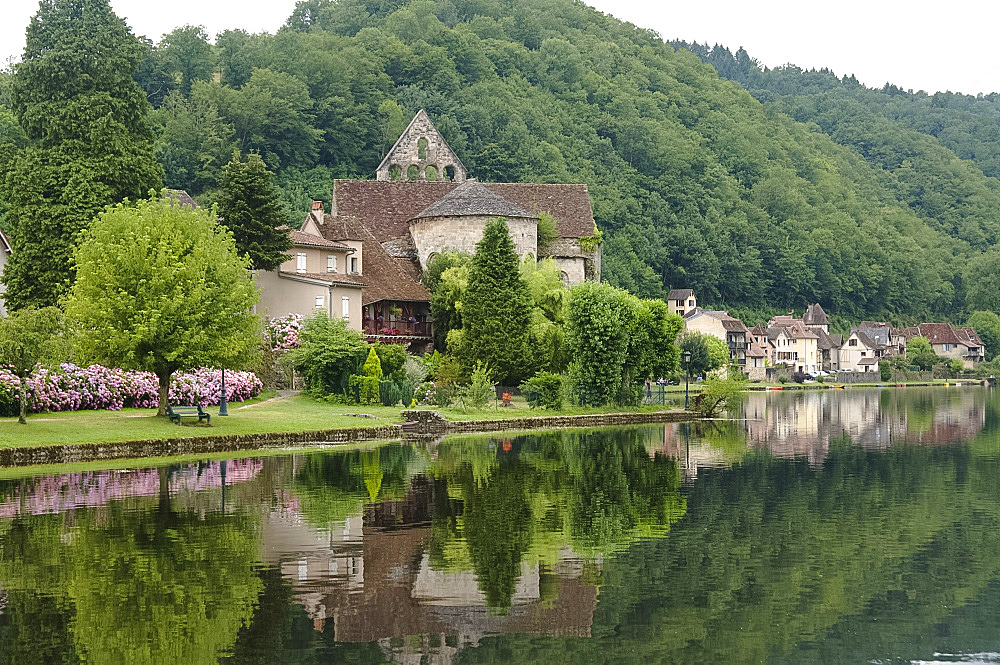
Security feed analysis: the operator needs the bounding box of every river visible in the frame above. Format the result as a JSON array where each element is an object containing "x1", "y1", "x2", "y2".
[{"x1": 0, "y1": 386, "x2": 998, "y2": 664}]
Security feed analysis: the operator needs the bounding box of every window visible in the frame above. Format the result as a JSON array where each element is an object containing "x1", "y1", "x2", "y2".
[
  {"x1": 444, "y1": 165, "x2": 456, "y2": 181},
  {"x1": 350, "y1": 257, "x2": 358, "y2": 274},
  {"x1": 860, "y1": 351, "x2": 865, "y2": 357},
  {"x1": 944, "y1": 344, "x2": 952, "y2": 352},
  {"x1": 407, "y1": 165, "x2": 419, "y2": 181},
  {"x1": 296, "y1": 253, "x2": 307, "y2": 274},
  {"x1": 314, "y1": 295, "x2": 324, "y2": 309},
  {"x1": 688, "y1": 299, "x2": 694, "y2": 307},
  {"x1": 425, "y1": 165, "x2": 437, "y2": 181},
  {"x1": 342, "y1": 296, "x2": 350, "y2": 320},
  {"x1": 417, "y1": 137, "x2": 428, "y2": 160},
  {"x1": 388, "y1": 164, "x2": 402, "y2": 181},
  {"x1": 849, "y1": 338, "x2": 857, "y2": 346},
  {"x1": 327, "y1": 255, "x2": 337, "y2": 273}
]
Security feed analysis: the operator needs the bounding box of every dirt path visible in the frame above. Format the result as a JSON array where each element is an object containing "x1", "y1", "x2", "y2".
[{"x1": 237, "y1": 390, "x2": 299, "y2": 410}]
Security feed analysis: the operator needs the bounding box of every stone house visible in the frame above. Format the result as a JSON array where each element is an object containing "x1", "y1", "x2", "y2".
[
  {"x1": 667, "y1": 289, "x2": 696, "y2": 317},
  {"x1": 748, "y1": 324, "x2": 773, "y2": 364},
  {"x1": 907, "y1": 323, "x2": 985, "y2": 369},
  {"x1": 259, "y1": 109, "x2": 601, "y2": 350},
  {"x1": 768, "y1": 321, "x2": 819, "y2": 374},
  {"x1": 840, "y1": 330, "x2": 885, "y2": 372},
  {"x1": 682, "y1": 308, "x2": 749, "y2": 366}
]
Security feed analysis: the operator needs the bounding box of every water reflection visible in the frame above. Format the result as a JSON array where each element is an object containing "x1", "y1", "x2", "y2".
[{"x1": 0, "y1": 387, "x2": 997, "y2": 664}]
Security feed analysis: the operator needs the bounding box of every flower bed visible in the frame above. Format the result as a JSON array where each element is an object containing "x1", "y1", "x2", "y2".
[{"x1": 0, "y1": 364, "x2": 263, "y2": 417}]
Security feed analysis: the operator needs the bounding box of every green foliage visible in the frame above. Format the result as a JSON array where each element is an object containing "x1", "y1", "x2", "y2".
[
  {"x1": 159, "y1": 25, "x2": 215, "y2": 97},
  {"x1": 965, "y1": 248, "x2": 1000, "y2": 314},
  {"x1": 2, "y1": 0, "x2": 162, "y2": 309},
  {"x1": 291, "y1": 313, "x2": 368, "y2": 395},
  {"x1": 0, "y1": 307, "x2": 65, "y2": 424},
  {"x1": 520, "y1": 371, "x2": 563, "y2": 409},
  {"x1": 458, "y1": 218, "x2": 533, "y2": 384},
  {"x1": 692, "y1": 374, "x2": 748, "y2": 417},
  {"x1": 64, "y1": 195, "x2": 260, "y2": 415},
  {"x1": 378, "y1": 379, "x2": 402, "y2": 406},
  {"x1": 967, "y1": 311, "x2": 1000, "y2": 361},
  {"x1": 372, "y1": 343, "x2": 407, "y2": 382},
  {"x1": 354, "y1": 346, "x2": 383, "y2": 404},
  {"x1": 536, "y1": 211, "x2": 559, "y2": 249},
  {"x1": 217, "y1": 152, "x2": 293, "y2": 270},
  {"x1": 880, "y1": 360, "x2": 892, "y2": 382},
  {"x1": 519, "y1": 256, "x2": 569, "y2": 372},
  {"x1": 455, "y1": 362, "x2": 494, "y2": 410},
  {"x1": 907, "y1": 335, "x2": 940, "y2": 371},
  {"x1": 679, "y1": 332, "x2": 730, "y2": 377},
  {"x1": 424, "y1": 251, "x2": 472, "y2": 351}
]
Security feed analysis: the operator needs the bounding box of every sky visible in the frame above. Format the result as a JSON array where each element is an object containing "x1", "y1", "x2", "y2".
[{"x1": 2, "y1": 0, "x2": 999, "y2": 95}]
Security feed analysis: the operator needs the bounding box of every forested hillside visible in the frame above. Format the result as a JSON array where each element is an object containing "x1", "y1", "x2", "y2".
[{"x1": 3, "y1": 0, "x2": 1000, "y2": 320}]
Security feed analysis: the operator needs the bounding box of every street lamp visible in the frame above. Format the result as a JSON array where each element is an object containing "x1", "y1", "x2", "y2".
[
  {"x1": 683, "y1": 349, "x2": 692, "y2": 410},
  {"x1": 219, "y1": 367, "x2": 229, "y2": 416}
]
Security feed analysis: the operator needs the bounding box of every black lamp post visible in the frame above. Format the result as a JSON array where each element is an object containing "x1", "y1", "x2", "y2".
[
  {"x1": 683, "y1": 349, "x2": 692, "y2": 410},
  {"x1": 219, "y1": 368, "x2": 229, "y2": 416}
]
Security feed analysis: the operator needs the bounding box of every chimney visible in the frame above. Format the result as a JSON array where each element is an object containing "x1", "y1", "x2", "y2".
[{"x1": 311, "y1": 200, "x2": 324, "y2": 225}]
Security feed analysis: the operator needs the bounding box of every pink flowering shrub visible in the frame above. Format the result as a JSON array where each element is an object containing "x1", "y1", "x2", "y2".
[
  {"x1": 266, "y1": 314, "x2": 303, "y2": 350},
  {"x1": 0, "y1": 364, "x2": 263, "y2": 416}
]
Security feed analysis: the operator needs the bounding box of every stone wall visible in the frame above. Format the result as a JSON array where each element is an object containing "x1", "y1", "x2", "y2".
[
  {"x1": 400, "y1": 409, "x2": 696, "y2": 436},
  {"x1": 409, "y1": 214, "x2": 537, "y2": 271},
  {"x1": 376, "y1": 110, "x2": 466, "y2": 183}
]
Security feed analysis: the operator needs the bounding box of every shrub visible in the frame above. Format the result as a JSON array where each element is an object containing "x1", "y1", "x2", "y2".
[
  {"x1": 792, "y1": 372, "x2": 807, "y2": 383},
  {"x1": 379, "y1": 379, "x2": 403, "y2": 406},
  {"x1": 817, "y1": 376, "x2": 824, "y2": 384},
  {"x1": 266, "y1": 314, "x2": 303, "y2": 350},
  {"x1": 403, "y1": 355, "x2": 429, "y2": 385},
  {"x1": 778, "y1": 375, "x2": 788, "y2": 384},
  {"x1": 454, "y1": 363, "x2": 494, "y2": 410},
  {"x1": 692, "y1": 374, "x2": 748, "y2": 417},
  {"x1": 398, "y1": 381, "x2": 416, "y2": 407},
  {"x1": 879, "y1": 360, "x2": 892, "y2": 382},
  {"x1": 291, "y1": 314, "x2": 367, "y2": 395},
  {"x1": 372, "y1": 343, "x2": 407, "y2": 382},
  {"x1": 520, "y1": 372, "x2": 563, "y2": 409},
  {"x1": 348, "y1": 375, "x2": 379, "y2": 405}
]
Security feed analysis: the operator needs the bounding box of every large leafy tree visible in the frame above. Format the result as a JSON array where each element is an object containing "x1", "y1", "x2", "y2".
[
  {"x1": 217, "y1": 152, "x2": 293, "y2": 270},
  {"x1": 159, "y1": 25, "x2": 216, "y2": 97},
  {"x1": 457, "y1": 218, "x2": 533, "y2": 385},
  {"x1": 967, "y1": 311, "x2": 1000, "y2": 361},
  {"x1": 1, "y1": 0, "x2": 162, "y2": 310},
  {"x1": 64, "y1": 195, "x2": 261, "y2": 416}
]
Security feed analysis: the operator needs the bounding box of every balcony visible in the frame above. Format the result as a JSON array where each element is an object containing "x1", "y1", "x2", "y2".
[{"x1": 363, "y1": 319, "x2": 431, "y2": 339}]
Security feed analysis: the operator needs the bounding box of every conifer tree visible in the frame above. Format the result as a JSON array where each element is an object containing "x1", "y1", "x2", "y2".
[
  {"x1": 1, "y1": 0, "x2": 162, "y2": 310},
  {"x1": 217, "y1": 152, "x2": 293, "y2": 271},
  {"x1": 459, "y1": 218, "x2": 533, "y2": 384}
]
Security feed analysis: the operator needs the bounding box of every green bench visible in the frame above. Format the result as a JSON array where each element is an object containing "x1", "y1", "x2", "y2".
[{"x1": 167, "y1": 404, "x2": 211, "y2": 425}]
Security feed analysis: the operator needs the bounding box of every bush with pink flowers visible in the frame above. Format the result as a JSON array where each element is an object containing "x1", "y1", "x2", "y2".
[
  {"x1": 266, "y1": 314, "x2": 303, "y2": 350},
  {"x1": 0, "y1": 364, "x2": 263, "y2": 417}
]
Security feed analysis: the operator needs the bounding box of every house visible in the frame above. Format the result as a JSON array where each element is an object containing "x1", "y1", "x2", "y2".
[
  {"x1": 748, "y1": 324, "x2": 773, "y2": 364},
  {"x1": 802, "y1": 303, "x2": 829, "y2": 334},
  {"x1": 683, "y1": 308, "x2": 749, "y2": 365},
  {"x1": 667, "y1": 289, "x2": 697, "y2": 317},
  {"x1": 840, "y1": 329, "x2": 887, "y2": 372},
  {"x1": 814, "y1": 329, "x2": 844, "y2": 371},
  {"x1": 267, "y1": 110, "x2": 601, "y2": 351},
  {"x1": 857, "y1": 357, "x2": 880, "y2": 373},
  {"x1": 909, "y1": 323, "x2": 985, "y2": 369},
  {"x1": 745, "y1": 339, "x2": 768, "y2": 381},
  {"x1": 255, "y1": 211, "x2": 365, "y2": 329},
  {"x1": 767, "y1": 320, "x2": 819, "y2": 374},
  {"x1": 0, "y1": 228, "x2": 11, "y2": 316}
]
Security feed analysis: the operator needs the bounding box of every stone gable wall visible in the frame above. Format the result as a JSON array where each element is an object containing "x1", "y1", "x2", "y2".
[
  {"x1": 410, "y1": 214, "x2": 537, "y2": 271},
  {"x1": 377, "y1": 112, "x2": 466, "y2": 183}
]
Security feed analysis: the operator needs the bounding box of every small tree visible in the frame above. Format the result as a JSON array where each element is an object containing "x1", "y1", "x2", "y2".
[
  {"x1": 693, "y1": 374, "x2": 748, "y2": 417},
  {"x1": 679, "y1": 333, "x2": 729, "y2": 377},
  {"x1": 359, "y1": 347, "x2": 383, "y2": 404},
  {"x1": 64, "y1": 195, "x2": 261, "y2": 416},
  {"x1": 291, "y1": 313, "x2": 368, "y2": 395},
  {"x1": 0, "y1": 307, "x2": 65, "y2": 424},
  {"x1": 906, "y1": 336, "x2": 939, "y2": 371},
  {"x1": 217, "y1": 152, "x2": 293, "y2": 271}
]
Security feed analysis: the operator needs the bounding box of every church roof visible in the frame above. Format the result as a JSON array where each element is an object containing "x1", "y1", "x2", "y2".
[
  {"x1": 411, "y1": 179, "x2": 536, "y2": 221},
  {"x1": 376, "y1": 109, "x2": 467, "y2": 180},
  {"x1": 332, "y1": 180, "x2": 596, "y2": 239}
]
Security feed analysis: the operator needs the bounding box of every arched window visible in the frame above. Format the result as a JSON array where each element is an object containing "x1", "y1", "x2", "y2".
[
  {"x1": 407, "y1": 164, "x2": 419, "y2": 181},
  {"x1": 424, "y1": 165, "x2": 438, "y2": 181},
  {"x1": 560, "y1": 271, "x2": 570, "y2": 285},
  {"x1": 426, "y1": 252, "x2": 439, "y2": 267},
  {"x1": 388, "y1": 164, "x2": 402, "y2": 181},
  {"x1": 417, "y1": 137, "x2": 428, "y2": 160},
  {"x1": 444, "y1": 165, "x2": 456, "y2": 181}
]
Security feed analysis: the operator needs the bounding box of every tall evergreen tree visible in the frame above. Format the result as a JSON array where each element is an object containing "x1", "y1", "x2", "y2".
[
  {"x1": 459, "y1": 218, "x2": 533, "y2": 385},
  {"x1": 1, "y1": 0, "x2": 162, "y2": 310},
  {"x1": 216, "y1": 152, "x2": 293, "y2": 271}
]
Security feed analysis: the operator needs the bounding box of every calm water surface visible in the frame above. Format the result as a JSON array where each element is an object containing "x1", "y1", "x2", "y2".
[{"x1": 1, "y1": 387, "x2": 999, "y2": 664}]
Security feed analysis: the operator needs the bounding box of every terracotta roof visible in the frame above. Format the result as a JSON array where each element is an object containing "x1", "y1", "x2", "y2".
[
  {"x1": 768, "y1": 314, "x2": 798, "y2": 327},
  {"x1": 749, "y1": 324, "x2": 767, "y2": 336},
  {"x1": 721, "y1": 319, "x2": 749, "y2": 333},
  {"x1": 277, "y1": 271, "x2": 365, "y2": 288},
  {"x1": 803, "y1": 303, "x2": 828, "y2": 325},
  {"x1": 667, "y1": 289, "x2": 694, "y2": 300},
  {"x1": 786, "y1": 321, "x2": 818, "y2": 339},
  {"x1": 917, "y1": 323, "x2": 963, "y2": 345},
  {"x1": 331, "y1": 180, "x2": 596, "y2": 240},
  {"x1": 412, "y1": 179, "x2": 536, "y2": 220},
  {"x1": 321, "y1": 214, "x2": 366, "y2": 241},
  {"x1": 289, "y1": 229, "x2": 350, "y2": 251},
  {"x1": 746, "y1": 340, "x2": 767, "y2": 357},
  {"x1": 962, "y1": 327, "x2": 984, "y2": 347}
]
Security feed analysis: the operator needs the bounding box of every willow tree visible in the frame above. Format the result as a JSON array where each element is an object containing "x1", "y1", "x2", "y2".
[
  {"x1": 2, "y1": 0, "x2": 162, "y2": 309},
  {"x1": 64, "y1": 195, "x2": 260, "y2": 416}
]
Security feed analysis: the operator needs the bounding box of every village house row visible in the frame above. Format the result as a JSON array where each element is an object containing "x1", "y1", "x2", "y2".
[{"x1": 673, "y1": 290, "x2": 985, "y2": 379}]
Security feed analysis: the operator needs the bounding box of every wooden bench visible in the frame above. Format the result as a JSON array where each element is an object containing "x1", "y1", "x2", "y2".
[{"x1": 167, "y1": 405, "x2": 211, "y2": 425}]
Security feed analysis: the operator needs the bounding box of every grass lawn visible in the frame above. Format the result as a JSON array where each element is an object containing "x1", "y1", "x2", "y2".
[{"x1": 0, "y1": 393, "x2": 405, "y2": 448}]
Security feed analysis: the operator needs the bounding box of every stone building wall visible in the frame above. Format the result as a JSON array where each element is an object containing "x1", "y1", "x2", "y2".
[
  {"x1": 409, "y1": 214, "x2": 538, "y2": 271},
  {"x1": 376, "y1": 110, "x2": 466, "y2": 183},
  {"x1": 541, "y1": 237, "x2": 601, "y2": 283}
]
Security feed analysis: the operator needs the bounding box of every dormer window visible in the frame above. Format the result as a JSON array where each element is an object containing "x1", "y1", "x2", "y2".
[
  {"x1": 328, "y1": 255, "x2": 337, "y2": 273},
  {"x1": 350, "y1": 257, "x2": 358, "y2": 274},
  {"x1": 296, "y1": 253, "x2": 307, "y2": 274}
]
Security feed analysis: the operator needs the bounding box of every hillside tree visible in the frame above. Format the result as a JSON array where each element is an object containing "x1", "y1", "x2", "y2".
[
  {"x1": 217, "y1": 152, "x2": 293, "y2": 271},
  {"x1": 2, "y1": 0, "x2": 162, "y2": 310}
]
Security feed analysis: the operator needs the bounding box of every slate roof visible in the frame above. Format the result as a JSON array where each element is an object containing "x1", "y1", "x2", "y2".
[
  {"x1": 853, "y1": 330, "x2": 881, "y2": 349},
  {"x1": 288, "y1": 229, "x2": 351, "y2": 251},
  {"x1": 667, "y1": 289, "x2": 694, "y2": 301},
  {"x1": 331, "y1": 180, "x2": 597, "y2": 239},
  {"x1": 858, "y1": 357, "x2": 879, "y2": 365},
  {"x1": 412, "y1": 179, "x2": 536, "y2": 221},
  {"x1": 721, "y1": 319, "x2": 749, "y2": 333},
  {"x1": 803, "y1": 303, "x2": 829, "y2": 326},
  {"x1": 749, "y1": 324, "x2": 767, "y2": 336},
  {"x1": 815, "y1": 329, "x2": 843, "y2": 350},
  {"x1": 857, "y1": 326, "x2": 892, "y2": 348}
]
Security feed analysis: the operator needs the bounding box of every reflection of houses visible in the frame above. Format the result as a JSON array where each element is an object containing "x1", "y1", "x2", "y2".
[{"x1": 263, "y1": 474, "x2": 597, "y2": 665}]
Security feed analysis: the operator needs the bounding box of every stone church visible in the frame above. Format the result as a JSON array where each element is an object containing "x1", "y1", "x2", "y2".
[{"x1": 256, "y1": 110, "x2": 602, "y2": 349}]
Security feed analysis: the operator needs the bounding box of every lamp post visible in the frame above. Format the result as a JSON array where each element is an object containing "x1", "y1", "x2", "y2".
[
  {"x1": 683, "y1": 349, "x2": 692, "y2": 410},
  {"x1": 219, "y1": 367, "x2": 229, "y2": 416}
]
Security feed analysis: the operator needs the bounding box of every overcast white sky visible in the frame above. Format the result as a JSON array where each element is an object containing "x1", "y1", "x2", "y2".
[{"x1": 3, "y1": 0, "x2": 999, "y2": 95}]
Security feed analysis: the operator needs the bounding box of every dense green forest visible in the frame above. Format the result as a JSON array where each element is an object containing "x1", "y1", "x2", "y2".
[{"x1": 3, "y1": 0, "x2": 1000, "y2": 320}]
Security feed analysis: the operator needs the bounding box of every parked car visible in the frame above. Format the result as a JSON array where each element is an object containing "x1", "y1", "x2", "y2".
[
  {"x1": 814, "y1": 370, "x2": 831, "y2": 377},
  {"x1": 840, "y1": 368, "x2": 854, "y2": 373}
]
